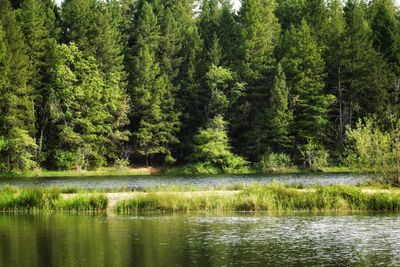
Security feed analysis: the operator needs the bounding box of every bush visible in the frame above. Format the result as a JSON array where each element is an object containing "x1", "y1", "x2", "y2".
[
  {"x1": 300, "y1": 140, "x2": 329, "y2": 171},
  {"x1": 114, "y1": 157, "x2": 130, "y2": 169},
  {"x1": 54, "y1": 150, "x2": 79, "y2": 170},
  {"x1": 185, "y1": 115, "x2": 249, "y2": 174},
  {"x1": 346, "y1": 118, "x2": 399, "y2": 185},
  {"x1": 257, "y1": 153, "x2": 294, "y2": 172}
]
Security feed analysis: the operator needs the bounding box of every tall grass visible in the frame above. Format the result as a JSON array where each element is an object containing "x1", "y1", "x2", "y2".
[
  {"x1": 116, "y1": 184, "x2": 400, "y2": 213},
  {"x1": 0, "y1": 186, "x2": 107, "y2": 212}
]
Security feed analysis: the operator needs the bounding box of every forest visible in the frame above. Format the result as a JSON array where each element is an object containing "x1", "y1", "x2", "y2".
[{"x1": 0, "y1": 0, "x2": 400, "y2": 175}]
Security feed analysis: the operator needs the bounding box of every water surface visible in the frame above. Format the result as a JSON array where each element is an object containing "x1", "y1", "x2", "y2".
[
  {"x1": 0, "y1": 212, "x2": 398, "y2": 267},
  {"x1": 0, "y1": 173, "x2": 367, "y2": 189}
]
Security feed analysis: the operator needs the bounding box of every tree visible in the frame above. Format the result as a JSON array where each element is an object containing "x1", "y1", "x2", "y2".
[
  {"x1": 49, "y1": 43, "x2": 129, "y2": 170},
  {"x1": 198, "y1": 0, "x2": 220, "y2": 58},
  {"x1": 368, "y1": 0, "x2": 400, "y2": 73},
  {"x1": 280, "y1": 21, "x2": 334, "y2": 152},
  {"x1": 0, "y1": 0, "x2": 37, "y2": 171},
  {"x1": 276, "y1": 0, "x2": 307, "y2": 31},
  {"x1": 324, "y1": 0, "x2": 347, "y2": 147},
  {"x1": 128, "y1": 2, "x2": 180, "y2": 165},
  {"x1": 346, "y1": 117, "x2": 400, "y2": 185},
  {"x1": 232, "y1": 0, "x2": 281, "y2": 158},
  {"x1": 340, "y1": 0, "x2": 393, "y2": 125},
  {"x1": 237, "y1": 0, "x2": 280, "y2": 81},
  {"x1": 185, "y1": 115, "x2": 248, "y2": 174},
  {"x1": 16, "y1": 0, "x2": 59, "y2": 163},
  {"x1": 204, "y1": 64, "x2": 244, "y2": 121},
  {"x1": 61, "y1": 0, "x2": 129, "y2": 162},
  {"x1": 217, "y1": 1, "x2": 240, "y2": 68},
  {"x1": 263, "y1": 63, "x2": 292, "y2": 153}
]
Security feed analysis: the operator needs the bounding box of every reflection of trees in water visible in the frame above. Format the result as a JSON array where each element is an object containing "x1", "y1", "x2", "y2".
[{"x1": 0, "y1": 214, "x2": 399, "y2": 267}]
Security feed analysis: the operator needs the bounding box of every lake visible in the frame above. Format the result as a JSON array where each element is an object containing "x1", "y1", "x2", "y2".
[
  {"x1": 0, "y1": 173, "x2": 368, "y2": 189},
  {"x1": 0, "y1": 212, "x2": 399, "y2": 267}
]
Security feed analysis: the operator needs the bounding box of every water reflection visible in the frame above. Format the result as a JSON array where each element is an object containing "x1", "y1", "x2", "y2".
[{"x1": 0, "y1": 212, "x2": 398, "y2": 267}]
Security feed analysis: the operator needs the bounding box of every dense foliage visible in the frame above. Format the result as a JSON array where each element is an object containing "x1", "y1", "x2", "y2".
[{"x1": 1, "y1": 0, "x2": 400, "y2": 173}]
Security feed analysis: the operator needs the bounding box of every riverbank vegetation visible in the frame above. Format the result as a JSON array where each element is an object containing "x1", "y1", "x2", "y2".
[
  {"x1": 116, "y1": 184, "x2": 400, "y2": 213},
  {"x1": 2, "y1": 184, "x2": 400, "y2": 212},
  {"x1": 0, "y1": 187, "x2": 107, "y2": 212},
  {"x1": 1, "y1": 0, "x2": 400, "y2": 180}
]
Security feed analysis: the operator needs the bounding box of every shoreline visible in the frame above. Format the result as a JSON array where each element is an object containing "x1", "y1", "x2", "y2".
[
  {"x1": 0, "y1": 184, "x2": 399, "y2": 213},
  {"x1": 0, "y1": 166, "x2": 365, "y2": 179}
]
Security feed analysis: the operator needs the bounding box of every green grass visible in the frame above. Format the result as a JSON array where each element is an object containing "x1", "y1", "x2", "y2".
[
  {"x1": 116, "y1": 184, "x2": 400, "y2": 213},
  {"x1": 2, "y1": 184, "x2": 400, "y2": 213},
  {"x1": 0, "y1": 167, "x2": 157, "y2": 178},
  {"x1": 0, "y1": 186, "x2": 107, "y2": 212},
  {"x1": 0, "y1": 164, "x2": 373, "y2": 179}
]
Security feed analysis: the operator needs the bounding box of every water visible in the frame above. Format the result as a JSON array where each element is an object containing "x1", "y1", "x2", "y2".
[
  {"x1": 0, "y1": 212, "x2": 399, "y2": 267},
  {"x1": 0, "y1": 173, "x2": 367, "y2": 189}
]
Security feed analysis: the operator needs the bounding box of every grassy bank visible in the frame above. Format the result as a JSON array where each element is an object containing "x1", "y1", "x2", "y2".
[
  {"x1": 116, "y1": 184, "x2": 400, "y2": 213},
  {"x1": 0, "y1": 167, "x2": 161, "y2": 178},
  {"x1": 1, "y1": 184, "x2": 399, "y2": 213},
  {"x1": 0, "y1": 165, "x2": 367, "y2": 179},
  {"x1": 0, "y1": 187, "x2": 107, "y2": 212}
]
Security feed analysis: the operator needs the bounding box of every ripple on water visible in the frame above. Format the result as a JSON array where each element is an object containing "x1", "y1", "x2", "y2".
[{"x1": 0, "y1": 173, "x2": 368, "y2": 189}]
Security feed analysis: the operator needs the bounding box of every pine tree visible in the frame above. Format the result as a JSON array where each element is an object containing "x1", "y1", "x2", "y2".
[
  {"x1": 340, "y1": 0, "x2": 393, "y2": 124},
  {"x1": 324, "y1": 0, "x2": 347, "y2": 147},
  {"x1": 16, "y1": 0, "x2": 59, "y2": 163},
  {"x1": 0, "y1": 0, "x2": 37, "y2": 171},
  {"x1": 50, "y1": 43, "x2": 129, "y2": 170},
  {"x1": 232, "y1": 0, "x2": 280, "y2": 159},
  {"x1": 217, "y1": 1, "x2": 240, "y2": 68},
  {"x1": 237, "y1": 0, "x2": 280, "y2": 81},
  {"x1": 276, "y1": 0, "x2": 307, "y2": 31},
  {"x1": 61, "y1": 0, "x2": 129, "y2": 162},
  {"x1": 185, "y1": 115, "x2": 248, "y2": 174},
  {"x1": 303, "y1": 0, "x2": 329, "y2": 43},
  {"x1": 280, "y1": 21, "x2": 334, "y2": 149},
  {"x1": 128, "y1": 2, "x2": 180, "y2": 165},
  {"x1": 368, "y1": 0, "x2": 400, "y2": 72},
  {"x1": 204, "y1": 64, "x2": 244, "y2": 120},
  {"x1": 263, "y1": 63, "x2": 292, "y2": 153},
  {"x1": 198, "y1": 0, "x2": 220, "y2": 56},
  {"x1": 368, "y1": 0, "x2": 400, "y2": 116}
]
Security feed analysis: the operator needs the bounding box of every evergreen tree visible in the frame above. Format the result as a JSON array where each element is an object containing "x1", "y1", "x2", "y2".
[
  {"x1": 0, "y1": 0, "x2": 37, "y2": 171},
  {"x1": 368, "y1": 0, "x2": 400, "y2": 115},
  {"x1": 217, "y1": 1, "x2": 240, "y2": 68},
  {"x1": 232, "y1": 0, "x2": 281, "y2": 159},
  {"x1": 198, "y1": 0, "x2": 220, "y2": 56},
  {"x1": 49, "y1": 43, "x2": 129, "y2": 170},
  {"x1": 276, "y1": 0, "x2": 307, "y2": 31},
  {"x1": 16, "y1": 0, "x2": 59, "y2": 163},
  {"x1": 185, "y1": 115, "x2": 248, "y2": 174},
  {"x1": 303, "y1": 0, "x2": 329, "y2": 43},
  {"x1": 368, "y1": 0, "x2": 400, "y2": 73},
  {"x1": 324, "y1": 0, "x2": 347, "y2": 147},
  {"x1": 263, "y1": 63, "x2": 292, "y2": 153},
  {"x1": 128, "y1": 2, "x2": 180, "y2": 165},
  {"x1": 280, "y1": 21, "x2": 334, "y2": 150},
  {"x1": 237, "y1": 0, "x2": 280, "y2": 81},
  {"x1": 340, "y1": 0, "x2": 393, "y2": 125},
  {"x1": 61, "y1": 0, "x2": 129, "y2": 162},
  {"x1": 204, "y1": 64, "x2": 244, "y2": 120}
]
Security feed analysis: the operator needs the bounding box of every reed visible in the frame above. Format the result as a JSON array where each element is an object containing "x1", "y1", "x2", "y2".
[
  {"x1": 116, "y1": 184, "x2": 400, "y2": 213},
  {"x1": 0, "y1": 186, "x2": 107, "y2": 212}
]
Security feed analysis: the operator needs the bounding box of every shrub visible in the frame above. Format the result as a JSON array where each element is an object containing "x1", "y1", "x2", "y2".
[
  {"x1": 185, "y1": 115, "x2": 249, "y2": 174},
  {"x1": 257, "y1": 153, "x2": 294, "y2": 172},
  {"x1": 346, "y1": 118, "x2": 400, "y2": 185},
  {"x1": 114, "y1": 157, "x2": 130, "y2": 169},
  {"x1": 300, "y1": 140, "x2": 329, "y2": 171},
  {"x1": 54, "y1": 150, "x2": 80, "y2": 170}
]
